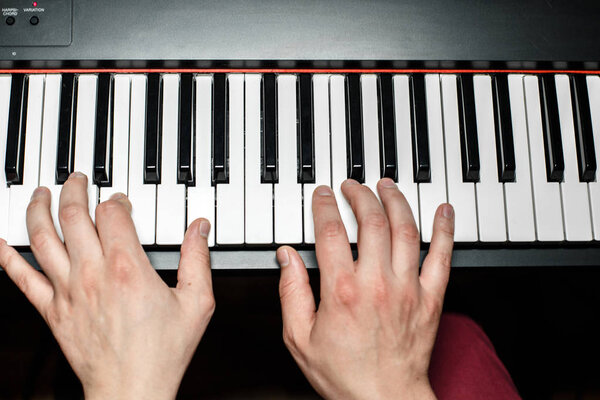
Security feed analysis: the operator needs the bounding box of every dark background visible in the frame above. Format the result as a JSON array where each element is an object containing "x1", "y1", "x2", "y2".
[{"x1": 1, "y1": 267, "x2": 600, "y2": 400}]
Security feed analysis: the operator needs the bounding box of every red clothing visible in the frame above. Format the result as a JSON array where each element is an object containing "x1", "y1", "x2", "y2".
[{"x1": 429, "y1": 313, "x2": 521, "y2": 400}]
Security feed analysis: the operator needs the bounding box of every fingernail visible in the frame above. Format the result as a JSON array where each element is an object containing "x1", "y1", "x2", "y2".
[
  {"x1": 442, "y1": 204, "x2": 454, "y2": 219},
  {"x1": 344, "y1": 179, "x2": 359, "y2": 186},
  {"x1": 199, "y1": 220, "x2": 211, "y2": 238},
  {"x1": 316, "y1": 186, "x2": 333, "y2": 196},
  {"x1": 380, "y1": 178, "x2": 396, "y2": 188},
  {"x1": 109, "y1": 192, "x2": 126, "y2": 201},
  {"x1": 277, "y1": 248, "x2": 290, "y2": 267},
  {"x1": 70, "y1": 171, "x2": 85, "y2": 179},
  {"x1": 31, "y1": 187, "x2": 44, "y2": 199}
]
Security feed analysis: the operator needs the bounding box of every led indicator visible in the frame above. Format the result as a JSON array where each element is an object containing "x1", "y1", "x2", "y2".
[{"x1": 33, "y1": 1, "x2": 37, "y2": 6}]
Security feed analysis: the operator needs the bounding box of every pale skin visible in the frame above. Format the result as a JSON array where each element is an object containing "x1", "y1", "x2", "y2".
[
  {"x1": 0, "y1": 173, "x2": 454, "y2": 400},
  {"x1": 276, "y1": 178, "x2": 454, "y2": 400}
]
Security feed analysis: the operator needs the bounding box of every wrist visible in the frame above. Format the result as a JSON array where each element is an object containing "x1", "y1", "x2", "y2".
[
  {"x1": 377, "y1": 377, "x2": 436, "y2": 400},
  {"x1": 84, "y1": 380, "x2": 178, "y2": 400}
]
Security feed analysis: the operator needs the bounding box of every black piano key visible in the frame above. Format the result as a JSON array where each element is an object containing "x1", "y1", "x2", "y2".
[
  {"x1": 345, "y1": 74, "x2": 365, "y2": 182},
  {"x1": 491, "y1": 74, "x2": 516, "y2": 182},
  {"x1": 410, "y1": 74, "x2": 431, "y2": 183},
  {"x1": 298, "y1": 73, "x2": 314, "y2": 183},
  {"x1": 212, "y1": 73, "x2": 228, "y2": 184},
  {"x1": 261, "y1": 73, "x2": 278, "y2": 183},
  {"x1": 539, "y1": 75, "x2": 565, "y2": 182},
  {"x1": 570, "y1": 74, "x2": 597, "y2": 182},
  {"x1": 56, "y1": 73, "x2": 77, "y2": 184},
  {"x1": 177, "y1": 73, "x2": 194, "y2": 184},
  {"x1": 378, "y1": 74, "x2": 398, "y2": 180},
  {"x1": 5, "y1": 74, "x2": 27, "y2": 185},
  {"x1": 93, "y1": 74, "x2": 113, "y2": 187},
  {"x1": 457, "y1": 74, "x2": 480, "y2": 182},
  {"x1": 144, "y1": 73, "x2": 161, "y2": 184}
]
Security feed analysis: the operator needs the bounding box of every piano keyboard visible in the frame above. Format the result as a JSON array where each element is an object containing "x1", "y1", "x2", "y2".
[{"x1": 1, "y1": 72, "x2": 600, "y2": 249}]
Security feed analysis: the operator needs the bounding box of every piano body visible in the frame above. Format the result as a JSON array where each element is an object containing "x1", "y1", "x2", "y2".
[{"x1": 1, "y1": 0, "x2": 600, "y2": 269}]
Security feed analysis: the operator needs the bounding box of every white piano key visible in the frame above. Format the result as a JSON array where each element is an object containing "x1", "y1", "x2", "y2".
[
  {"x1": 523, "y1": 75, "x2": 564, "y2": 241},
  {"x1": 418, "y1": 74, "x2": 447, "y2": 243},
  {"x1": 393, "y1": 75, "x2": 420, "y2": 231},
  {"x1": 216, "y1": 74, "x2": 245, "y2": 244},
  {"x1": 361, "y1": 74, "x2": 381, "y2": 197},
  {"x1": 330, "y1": 75, "x2": 358, "y2": 243},
  {"x1": 156, "y1": 74, "x2": 186, "y2": 245},
  {"x1": 8, "y1": 74, "x2": 45, "y2": 246},
  {"x1": 128, "y1": 75, "x2": 156, "y2": 245},
  {"x1": 73, "y1": 75, "x2": 99, "y2": 221},
  {"x1": 274, "y1": 74, "x2": 303, "y2": 244},
  {"x1": 244, "y1": 74, "x2": 273, "y2": 244},
  {"x1": 587, "y1": 75, "x2": 600, "y2": 241},
  {"x1": 504, "y1": 74, "x2": 536, "y2": 242},
  {"x1": 0, "y1": 75, "x2": 12, "y2": 240},
  {"x1": 100, "y1": 75, "x2": 131, "y2": 203},
  {"x1": 304, "y1": 74, "x2": 331, "y2": 244},
  {"x1": 440, "y1": 75, "x2": 478, "y2": 242},
  {"x1": 187, "y1": 75, "x2": 215, "y2": 247},
  {"x1": 38, "y1": 74, "x2": 63, "y2": 239},
  {"x1": 473, "y1": 75, "x2": 507, "y2": 242},
  {"x1": 555, "y1": 74, "x2": 593, "y2": 241}
]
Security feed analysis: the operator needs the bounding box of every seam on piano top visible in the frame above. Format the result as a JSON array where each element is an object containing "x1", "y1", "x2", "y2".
[{"x1": 1, "y1": 68, "x2": 600, "y2": 74}]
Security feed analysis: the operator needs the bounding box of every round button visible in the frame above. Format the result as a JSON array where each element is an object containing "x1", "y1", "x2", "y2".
[
  {"x1": 6, "y1": 16, "x2": 15, "y2": 25},
  {"x1": 29, "y1": 16, "x2": 39, "y2": 25}
]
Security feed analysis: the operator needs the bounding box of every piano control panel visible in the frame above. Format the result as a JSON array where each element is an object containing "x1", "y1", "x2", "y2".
[{"x1": 0, "y1": 0, "x2": 71, "y2": 47}]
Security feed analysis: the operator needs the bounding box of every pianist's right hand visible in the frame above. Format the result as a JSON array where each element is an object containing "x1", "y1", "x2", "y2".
[
  {"x1": 0, "y1": 172, "x2": 215, "y2": 400},
  {"x1": 276, "y1": 178, "x2": 455, "y2": 400}
]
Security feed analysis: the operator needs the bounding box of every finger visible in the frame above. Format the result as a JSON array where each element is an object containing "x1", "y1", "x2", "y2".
[
  {"x1": 312, "y1": 185, "x2": 353, "y2": 274},
  {"x1": 277, "y1": 246, "x2": 316, "y2": 347},
  {"x1": 95, "y1": 193, "x2": 144, "y2": 261},
  {"x1": 176, "y1": 218, "x2": 213, "y2": 300},
  {"x1": 26, "y1": 187, "x2": 70, "y2": 287},
  {"x1": 420, "y1": 204, "x2": 455, "y2": 299},
  {"x1": 59, "y1": 172, "x2": 102, "y2": 264},
  {"x1": 377, "y1": 178, "x2": 420, "y2": 278},
  {"x1": 0, "y1": 239, "x2": 53, "y2": 315},
  {"x1": 341, "y1": 179, "x2": 391, "y2": 268}
]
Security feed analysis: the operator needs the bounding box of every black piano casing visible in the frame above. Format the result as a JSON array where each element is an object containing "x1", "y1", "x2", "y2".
[{"x1": 1, "y1": 0, "x2": 600, "y2": 69}]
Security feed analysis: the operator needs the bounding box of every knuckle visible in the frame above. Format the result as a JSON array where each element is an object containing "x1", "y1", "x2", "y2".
[
  {"x1": 79, "y1": 268, "x2": 99, "y2": 297},
  {"x1": 279, "y1": 277, "x2": 299, "y2": 303},
  {"x1": 198, "y1": 292, "x2": 216, "y2": 316},
  {"x1": 29, "y1": 228, "x2": 53, "y2": 254},
  {"x1": 59, "y1": 203, "x2": 86, "y2": 226},
  {"x1": 370, "y1": 275, "x2": 391, "y2": 306},
  {"x1": 399, "y1": 290, "x2": 418, "y2": 315},
  {"x1": 431, "y1": 251, "x2": 452, "y2": 269},
  {"x1": 437, "y1": 218, "x2": 455, "y2": 238},
  {"x1": 15, "y1": 273, "x2": 30, "y2": 297},
  {"x1": 318, "y1": 219, "x2": 345, "y2": 240},
  {"x1": 282, "y1": 326, "x2": 299, "y2": 351},
  {"x1": 392, "y1": 222, "x2": 420, "y2": 245},
  {"x1": 359, "y1": 212, "x2": 389, "y2": 231},
  {"x1": 44, "y1": 306, "x2": 62, "y2": 329},
  {"x1": 1, "y1": 248, "x2": 18, "y2": 271},
  {"x1": 182, "y1": 238, "x2": 210, "y2": 262},
  {"x1": 424, "y1": 296, "x2": 443, "y2": 322},
  {"x1": 333, "y1": 273, "x2": 359, "y2": 308},
  {"x1": 107, "y1": 251, "x2": 137, "y2": 283}
]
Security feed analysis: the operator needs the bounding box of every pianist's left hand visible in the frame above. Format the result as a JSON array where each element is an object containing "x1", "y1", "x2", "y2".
[{"x1": 0, "y1": 172, "x2": 215, "y2": 400}]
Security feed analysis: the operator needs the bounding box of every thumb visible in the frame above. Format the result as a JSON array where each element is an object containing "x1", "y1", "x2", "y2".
[
  {"x1": 176, "y1": 218, "x2": 213, "y2": 302},
  {"x1": 278, "y1": 246, "x2": 316, "y2": 346}
]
